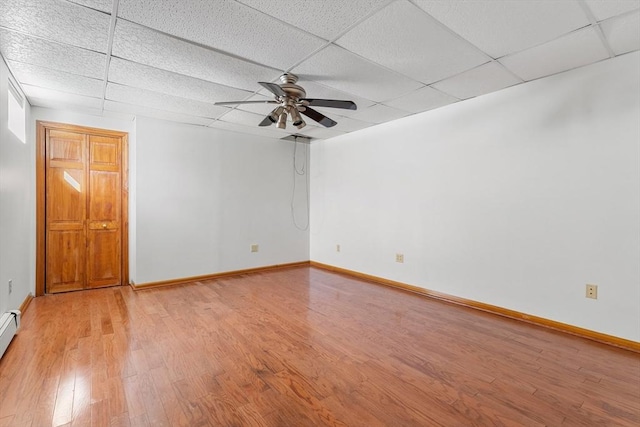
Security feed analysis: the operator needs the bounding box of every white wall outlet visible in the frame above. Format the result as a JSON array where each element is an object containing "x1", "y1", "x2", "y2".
[
  {"x1": 251, "y1": 244, "x2": 259, "y2": 253},
  {"x1": 8, "y1": 279, "x2": 12, "y2": 294},
  {"x1": 396, "y1": 253, "x2": 404, "y2": 263},
  {"x1": 336, "y1": 244, "x2": 341, "y2": 252},
  {"x1": 586, "y1": 284, "x2": 598, "y2": 299}
]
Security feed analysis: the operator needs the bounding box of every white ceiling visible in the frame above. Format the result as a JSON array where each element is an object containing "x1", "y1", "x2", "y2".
[{"x1": 1, "y1": 0, "x2": 639, "y2": 141}]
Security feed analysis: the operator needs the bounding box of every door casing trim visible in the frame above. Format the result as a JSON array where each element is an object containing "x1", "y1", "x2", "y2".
[{"x1": 36, "y1": 121, "x2": 129, "y2": 296}]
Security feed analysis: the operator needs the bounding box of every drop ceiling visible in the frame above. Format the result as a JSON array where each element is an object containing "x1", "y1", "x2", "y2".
[{"x1": 1, "y1": 0, "x2": 638, "y2": 140}]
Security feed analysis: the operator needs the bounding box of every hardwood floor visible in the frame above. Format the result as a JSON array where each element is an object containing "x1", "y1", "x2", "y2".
[{"x1": 1, "y1": 267, "x2": 638, "y2": 426}]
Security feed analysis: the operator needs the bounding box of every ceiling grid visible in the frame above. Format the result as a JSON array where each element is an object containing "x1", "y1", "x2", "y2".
[
  {"x1": 99, "y1": 0, "x2": 119, "y2": 112},
  {"x1": 0, "y1": 0, "x2": 637, "y2": 139}
]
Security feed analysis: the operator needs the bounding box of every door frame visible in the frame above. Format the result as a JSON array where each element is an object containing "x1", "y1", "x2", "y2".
[{"x1": 36, "y1": 121, "x2": 129, "y2": 296}]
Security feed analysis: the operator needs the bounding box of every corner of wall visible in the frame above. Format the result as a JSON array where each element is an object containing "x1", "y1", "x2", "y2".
[{"x1": 0, "y1": 54, "x2": 34, "y2": 313}]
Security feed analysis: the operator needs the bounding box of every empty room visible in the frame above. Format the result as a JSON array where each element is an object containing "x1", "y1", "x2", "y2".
[{"x1": 0, "y1": 0, "x2": 639, "y2": 425}]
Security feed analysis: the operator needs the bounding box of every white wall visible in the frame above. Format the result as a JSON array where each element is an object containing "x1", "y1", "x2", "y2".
[
  {"x1": 135, "y1": 117, "x2": 309, "y2": 284},
  {"x1": 311, "y1": 52, "x2": 640, "y2": 341},
  {"x1": 0, "y1": 57, "x2": 33, "y2": 314}
]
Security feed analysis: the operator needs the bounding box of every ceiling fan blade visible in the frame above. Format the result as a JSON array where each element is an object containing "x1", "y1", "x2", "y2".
[
  {"x1": 301, "y1": 99, "x2": 357, "y2": 110},
  {"x1": 214, "y1": 100, "x2": 278, "y2": 106},
  {"x1": 258, "y1": 115, "x2": 275, "y2": 127},
  {"x1": 258, "y1": 82, "x2": 286, "y2": 98},
  {"x1": 300, "y1": 107, "x2": 337, "y2": 128}
]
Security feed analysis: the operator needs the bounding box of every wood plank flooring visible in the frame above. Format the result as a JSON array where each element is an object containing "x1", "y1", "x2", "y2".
[{"x1": 0, "y1": 266, "x2": 638, "y2": 426}]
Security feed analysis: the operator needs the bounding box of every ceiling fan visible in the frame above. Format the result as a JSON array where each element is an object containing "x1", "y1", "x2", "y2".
[{"x1": 214, "y1": 73, "x2": 357, "y2": 130}]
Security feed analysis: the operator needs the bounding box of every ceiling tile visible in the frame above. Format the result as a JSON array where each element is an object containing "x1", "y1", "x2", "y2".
[
  {"x1": 22, "y1": 84, "x2": 102, "y2": 109},
  {"x1": 384, "y1": 85, "x2": 458, "y2": 113},
  {"x1": 28, "y1": 97, "x2": 104, "y2": 117},
  {"x1": 499, "y1": 27, "x2": 610, "y2": 81},
  {"x1": 236, "y1": 0, "x2": 393, "y2": 41},
  {"x1": 350, "y1": 103, "x2": 411, "y2": 124},
  {"x1": 431, "y1": 61, "x2": 521, "y2": 100},
  {"x1": 415, "y1": 0, "x2": 590, "y2": 58},
  {"x1": 303, "y1": 126, "x2": 347, "y2": 140},
  {"x1": 0, "y1": 0, "x2": 111, "y2": 52},
  {"x1": 337, "y1": 1, "x2": 489, "y2": 84},
  {"x1": 111, "y1": 19, "x2": 280, "y2": 91},
  {"x1": 208, "y1": 120, "x2": 284, "y2": 139},
  {"x1": 600, "y1": 10, "x2": 640, "y2": 55},
  {"x1": 117, "y1": 0, "x2": 325, "y2": 69},
  {"x1": 292, "y1": 44, "x2": 422, "y2": 102},
  {"x1": 105, "y1": 83, "x2": 230, "y2": 118},
  {"x1": 328, "y1": 115, "x2": 374, "y2": 133},
  {"x1": 216, "y1": 109, "x2": 269, "y2": 127},
  {"x1": 584, "y1": 0, "x2": 640, "y2": 21},
  {"x1": 104, "y1": 100, "x2": 214, "y2": 126},
  {"x1": 108, "y1": 58, "x2": 254, "y2": 104},
  {"x1": 234, "y1": 94, "x2": 280, "y2": 116},
  {"x1": 8, "y1": 61, "x2": 103, "y2": 98},
  {"x1": 67, "y1": 0, "x2": 113, "y2": 13},
  {"x1": 0, "y1": 29, "x2": 106, "y2": 79}
]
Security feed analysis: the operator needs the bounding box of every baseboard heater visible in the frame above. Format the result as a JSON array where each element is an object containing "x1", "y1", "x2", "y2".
[{"x1": 0, "y1": 311, "x2": 21, "y2": 360}]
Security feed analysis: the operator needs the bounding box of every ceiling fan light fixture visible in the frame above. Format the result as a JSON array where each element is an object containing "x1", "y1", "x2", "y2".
[
  {"x1": 277, "y1": 111, "x2": 287, "y2": 129},
  {"x1": 269, "y1": 106, "x2": 285, "y2": 123},
  {"x1": 289, "y1": 107, "x2": 305, "y2": 128}
]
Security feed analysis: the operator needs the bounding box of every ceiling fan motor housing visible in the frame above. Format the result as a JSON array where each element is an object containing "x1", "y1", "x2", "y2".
[
  {"x1": 276, "y1": 73, "x2": 307, "y2": 128},
  {"x1": 278, "y1": 73, "x2": 307, "y2": 102}
]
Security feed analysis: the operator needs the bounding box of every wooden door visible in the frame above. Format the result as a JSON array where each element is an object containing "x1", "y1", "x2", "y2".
[
  {"x1": 46, "y1": 130, "x2": 86, "y2": 293},
  {"x1": 87, "y1": 135, "x2": 121, "y2": 289},
  {"x1": 45, "y1": 129, "x2": 123, "y2": 293}
]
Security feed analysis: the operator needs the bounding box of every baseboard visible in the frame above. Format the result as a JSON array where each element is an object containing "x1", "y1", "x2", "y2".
[
  {"x1": 19, "y1": 293, "x2": 33, "y2": 315},
  {"x1": 310, "y1": 261, "x2": 640, "y2": 353},
  {"x1": 131, "y1": 261, "x2": 311, "y2": 290}
]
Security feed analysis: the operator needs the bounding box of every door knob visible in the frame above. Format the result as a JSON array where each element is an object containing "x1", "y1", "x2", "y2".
[{"x1": 102, "y1": 223, "x2": 107, "y2": 229}]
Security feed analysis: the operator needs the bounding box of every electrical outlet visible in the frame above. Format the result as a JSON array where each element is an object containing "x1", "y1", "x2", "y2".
[
  {"x1": 8, "y1": 279, "x2": 12, "y2": 294},
  {"x1": 251, "y1": 244, "x2": 259, "y2": 253},
  {"x1": 586, "y1": 284, "x2": 598, "y2": 299},
  {"x1": 336, "y1": 244, "x2": 341, "y2": 252},
  {"x1": 396, "y1": 253, "x2": 404, "y2": 263}
]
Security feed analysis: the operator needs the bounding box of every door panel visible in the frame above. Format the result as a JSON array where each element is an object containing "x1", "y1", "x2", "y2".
[
  {"x1": 87, "y1": 229, "x2": 120, "y2": 287},
  {"x1": 49, "y1": 131, "x2": 83, "y2": 163},
  {"x1": 46, "y1": 130, "x2": 86, "y2": 293},
  {"x1": 86, "y1": 135, "x2": 121, "y2": 289},
  {"x1": 89, "y1": 171, "x2": 120, "y2": 220},
  {"x1": 47, "y1": 230, "x2": 85, "y2": 292},
  {"x1": 47, "y1": 168, "x2": 84, "y2": 221},
  {"x1": 90, "y1": 139, "x2": 119, "y2": 167}
]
